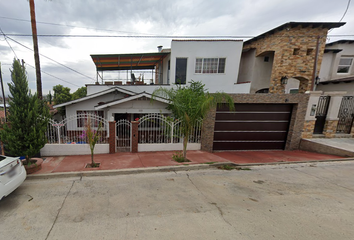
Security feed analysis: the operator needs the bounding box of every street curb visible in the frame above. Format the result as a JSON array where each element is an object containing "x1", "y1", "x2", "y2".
[
  {"x1": 26, "y1": 158, "x2": 354, "y2": 180},
  {"x1": 26, "y1": 162, "x2": 228, "y2": 180}
]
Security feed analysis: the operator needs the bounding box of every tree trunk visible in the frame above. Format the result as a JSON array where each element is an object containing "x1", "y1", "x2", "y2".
[
  {"x1": 90, "y1": 147, "x2": 96, "y2": 167},
  {"x1": 29, "y1": 0, "x2": 42, "y2": 99}
]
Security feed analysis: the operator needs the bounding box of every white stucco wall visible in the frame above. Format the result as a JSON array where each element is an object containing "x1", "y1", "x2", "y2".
[
  {"x1": 169, "y1": 40, "x2": 246, "y2": 93},
  {"x1": 251, "y1": 54, "x2": 274, "y2": 93},
  {"x1": 106, "y1": 99, "x2": 170, "y2": 120},
  {"x1": 40, "y1": 144, "x2": 109, "y2": 156},
  {"x1": 316, "y1": 82, "x2": 354, "y2": 95},
  {"x1": 237, "y1": 49, "x2": 256, "y2": 83},
  {"x1": 65, "y1": 92, "x2": 125, "y2": 118}
]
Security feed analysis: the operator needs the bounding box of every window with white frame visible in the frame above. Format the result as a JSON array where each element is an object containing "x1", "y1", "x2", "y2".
[
  {"x1": 77, "y1": 110, "x2": 104, "y2": 128},
  {"x1": 195, "y1": 58, "x2": 226, "y2": 74},
  {"x1": 337, "y1": 57, "x2": 353, "y2": 74}
]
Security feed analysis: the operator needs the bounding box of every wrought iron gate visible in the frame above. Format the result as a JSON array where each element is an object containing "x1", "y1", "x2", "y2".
[
  {"x1": 313, "y1": 96, "x2": 331, "y2": 134},
  {"x1": 116, "y1": 119, "x2": 131, "y2": 151},
  {"x1": 336, "y1": 96, "x2": 354, "y2": 134}
]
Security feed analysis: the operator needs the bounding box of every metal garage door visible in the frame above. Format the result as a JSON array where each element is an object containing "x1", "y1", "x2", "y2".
[{"x1": 213, "y1": 103, "x2": 292, "y2": 150}]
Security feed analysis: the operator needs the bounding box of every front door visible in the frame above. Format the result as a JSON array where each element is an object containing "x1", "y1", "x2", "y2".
[{"x1": 313, "y1": 96, "x2": 331, "y2": 134}]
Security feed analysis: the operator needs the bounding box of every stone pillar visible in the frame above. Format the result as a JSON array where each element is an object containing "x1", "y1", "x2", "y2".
[
  {"x1": 302, "y1": 120, "x2": 316, "y2": 138},
  {"x1": 323, "y1": 120, "x2": 339, "y2": 138},
  {"x1": 108, "y1": 121, "x2": 116, "y2": 154},
  {"x1": 131, "y1": 121, "x2": 139, "y2": 153}
]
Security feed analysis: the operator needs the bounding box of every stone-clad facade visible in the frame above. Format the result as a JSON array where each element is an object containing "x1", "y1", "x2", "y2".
[{"x1": 243, "y1": 22, "x2": 345, "y2": 93}]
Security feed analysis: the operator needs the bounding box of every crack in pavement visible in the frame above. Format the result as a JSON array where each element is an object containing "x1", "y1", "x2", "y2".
[
  {"x1": 186, "y1": 173, "x2": 233, "y2": 227},
  {"x1": 45, "y1": 178, "x2": 78, "y2": 240}
]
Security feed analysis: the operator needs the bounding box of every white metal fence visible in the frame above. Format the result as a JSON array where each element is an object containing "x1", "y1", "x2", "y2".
[
  {"x1": 45, "y1": 113, "x2": 109, "y2": 144},
  {"x1": 138, "y1": 113, "x2": 202, "y2": 144}
]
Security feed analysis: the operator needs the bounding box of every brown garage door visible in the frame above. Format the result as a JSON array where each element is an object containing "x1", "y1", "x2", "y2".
[{"x1": 213, "y1": 103, "x2": 292, "y2": 150}]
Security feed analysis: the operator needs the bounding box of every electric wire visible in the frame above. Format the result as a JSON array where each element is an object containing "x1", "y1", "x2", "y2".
[
  {"x1": 25, "y1": 63, "x2": 81, "y2": 88},
  {"x1": 339, "y1": 0, "x2": 351, "y2": 22},
  {"x1": 3, "y1": 35, "x2": 96, "y2": 81},
  {"x1": 0, "y1": 16, "x2": 157, "y2": 36},
  {"x1": 0, "y1": 27, "x2": 18, "y2": 59},
  {"x1": 2, "y1": 33, "x2": 354, "y2": 38}
]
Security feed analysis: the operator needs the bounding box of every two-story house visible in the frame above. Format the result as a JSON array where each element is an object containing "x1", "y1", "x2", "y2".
[
  {"x1": 55, "y1": 39, "x2": 249, "y2": 124},
  {"x1": 316, "y1": 40, "x2": 354, "y2": 94}
]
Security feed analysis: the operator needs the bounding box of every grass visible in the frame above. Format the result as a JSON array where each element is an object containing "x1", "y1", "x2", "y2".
[
  {"x1": 172, "y1": 151, "x2": 191, "y2": 163},
  {"x1": 217, "y1": 164, "x2": 252, "y2": 171}
]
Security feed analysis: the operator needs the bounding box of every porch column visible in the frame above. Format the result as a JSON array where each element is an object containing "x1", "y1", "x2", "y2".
[
  {"x1": 131, "y1": 121, "x2": 139, "y2": 153},
  {"x1": 323, "y1": 92, "x2": 346, "y2": 138},
  {"x1": 109, "y1": 121, "x2": 116, "y2": 154}
]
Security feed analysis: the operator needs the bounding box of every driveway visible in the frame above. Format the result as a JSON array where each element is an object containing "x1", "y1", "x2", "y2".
[{"x1": 1, "y1": 161, "x2": 354, "y2": 239}]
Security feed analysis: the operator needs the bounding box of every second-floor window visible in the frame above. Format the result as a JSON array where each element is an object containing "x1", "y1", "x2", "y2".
[
  {"x1": 337, "y1": 57, "x2": 353, "y2": 74},
  {"x1": 195, "y1": 58, "x2": 226, "y2": 74}
]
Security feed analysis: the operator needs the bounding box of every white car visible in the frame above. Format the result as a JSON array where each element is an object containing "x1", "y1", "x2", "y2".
[{"x1": 0, "y1": 155, "x2": 27, "y2": 200}]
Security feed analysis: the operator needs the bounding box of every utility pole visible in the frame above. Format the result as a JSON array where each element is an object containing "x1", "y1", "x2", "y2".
[
  {"x1": 29, "y1": 0, "x2": 43, "y2": 99},
  {"x1": 0, "y1": 63, "x2": 7, "y2": 122}
]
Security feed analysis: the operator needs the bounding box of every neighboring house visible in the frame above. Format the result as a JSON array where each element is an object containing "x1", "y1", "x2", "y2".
[
  {"x1": 316, "y1": 40, "x2": 354, "y2": 94},
  {"x1": 237, "y1": 22, "x2": 345, "y2": 94}
]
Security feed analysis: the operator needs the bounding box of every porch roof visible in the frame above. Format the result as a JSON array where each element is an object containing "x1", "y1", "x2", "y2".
[
  {"x1": 90, "y1": 52, "x2": 170, "y2": 71},
  {"x1": 94, "y1": 92, "x2": 169, "y2": 110}
]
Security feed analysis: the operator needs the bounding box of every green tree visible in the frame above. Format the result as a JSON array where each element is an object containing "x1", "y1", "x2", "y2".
[
  {"x1": 152, "y1": 81, "x2": 234, "y2": 160},
  {"x1": 47, "y1": 90, "x2": 52, "y2": 104},
  {"x1": 72, "y1": 86, "x2": 87, "y2": 100},
  {"x1": 0, "y1": 59, "x2": 50, "y2": 163},
  {"x1": 53, "y1": 84, "x2": 71, "y2": 116}
]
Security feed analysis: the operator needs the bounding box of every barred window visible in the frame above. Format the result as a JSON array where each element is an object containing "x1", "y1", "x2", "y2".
[
  {"x1": 77, "y1": 110, "x2": 104, "y2": 128},
  {"x1": 195, "y1": 58, "x2": 226, "y2": 74}
]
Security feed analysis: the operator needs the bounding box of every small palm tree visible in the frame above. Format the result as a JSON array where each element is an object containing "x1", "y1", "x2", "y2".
[
  {"x1": 80, "y1": 116, "x2": 102, "y2": 167},
  {"x1": 152, "y1": 81, "x2": 234, "y2": 160}
]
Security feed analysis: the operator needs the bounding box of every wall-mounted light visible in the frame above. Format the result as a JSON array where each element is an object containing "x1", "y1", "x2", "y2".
[
  {"x1": 281, "y1": 76, "x2": 288, "y2": 85},
  {"x1": 315, "y1": 76, "x2": 320, "y2": 85}
]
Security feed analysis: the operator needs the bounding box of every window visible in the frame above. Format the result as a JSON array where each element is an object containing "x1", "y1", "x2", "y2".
[
  {"x1": 289, "y1": 89, "x2": 299, "y2": 94},
  {"x1": 77, "y1": 111, "x2": 104, "y2": 128},
  {"x1": 306, "y1": 48, "x2": 314, "y2": 56},
  {"x1": 337, "y1": 58, "x2": 353, "y2": 74},
  {"x1": 293, "y1": 48, "x2": 300, "y2": 55},
  {"x1": 175, "y1": 58, "x2": 187, "y2": 84},
  {"x1": 195, "y1": 58, "x2": 226, "y2": 74}
]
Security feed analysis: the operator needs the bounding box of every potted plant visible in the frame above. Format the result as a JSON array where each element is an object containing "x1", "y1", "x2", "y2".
[{"x1": 0, "y1": 59, "x2": 50, "y2": 173}]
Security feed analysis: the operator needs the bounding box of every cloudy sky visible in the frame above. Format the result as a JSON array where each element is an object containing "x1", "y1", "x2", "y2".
[{"x1": 0, "y1": 0, "x2": 353, "y2": 96}]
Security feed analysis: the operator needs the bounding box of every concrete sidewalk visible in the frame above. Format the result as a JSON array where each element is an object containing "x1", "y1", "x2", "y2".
[{"x1": 32, "y1": 150, "x2": 346, "y2": 176}]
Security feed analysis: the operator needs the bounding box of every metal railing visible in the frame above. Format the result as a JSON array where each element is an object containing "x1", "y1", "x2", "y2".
[
  {"x1": 45, "y1": 113, "x2": 109, "y2": 144},
  {"x1": 138, "y1": 113, "x2": 202, "y2": 144}
]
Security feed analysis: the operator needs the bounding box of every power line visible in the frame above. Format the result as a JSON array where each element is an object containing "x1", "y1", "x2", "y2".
[
  {"x1": 3, "y1": 35, "x2": 96, "y2": 81},
  {"x1": 339, "y1": 0, "x2": 351, "y2": 22},
  {"x1": 25, "y1": 63, "x2": 81, "y2": 88},
  {"x1": 0, "y1": 16, "x2": 157, "y2": 36},
  {"x1": 0, "y1": 27, "x2": 18, "y2": 59},
  {"x1": 2, "y1": 33, "x2": 354, "y2": 38}
]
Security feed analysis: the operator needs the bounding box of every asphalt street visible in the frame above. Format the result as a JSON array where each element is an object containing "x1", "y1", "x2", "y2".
[{"x1": 1, "y1": 161, "x2": 354, "y2": 240}]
